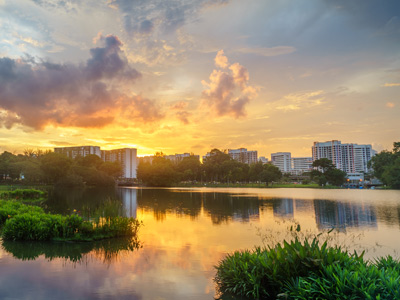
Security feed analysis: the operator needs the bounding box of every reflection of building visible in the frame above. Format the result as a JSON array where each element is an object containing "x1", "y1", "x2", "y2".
[
  {"x1": 118, "y1": 188, "x2": 137, "y2": 218},
  {"x1": 54, "y1": 146, "x2": 101, "y2": 159},
  {"x1": 271, "y1": 152, "x2": 291, "y2": 173},
  {"x1": 312, "y1": 140, "x2": 374, "y2": 173},
  {"x1": 314, "y1": 200, "x2": 377, "y2": 230},
  {"x1": 273, "y1": 198, "x2": 294, "y2": 218},
  {"x1": 228, "y1": 148, "x2": 258, "y2": 164},
  {"x1": 102, "y1": 148, "x2": 137, "y2": 179}
]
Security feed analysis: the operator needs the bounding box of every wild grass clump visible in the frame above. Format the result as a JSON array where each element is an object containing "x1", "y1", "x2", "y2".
[
  {"x1": 0, "y1": 189, "x2": 47, "y2": 203},
  {"x1": 0, "y1": 200, "x2": 141, "y2": 242},
  {"x1": 215, "y1": 238, "x2": 400, "y2": 300}
]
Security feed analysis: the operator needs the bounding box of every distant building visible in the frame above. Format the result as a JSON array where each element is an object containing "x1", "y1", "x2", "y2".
[
  {"x1": 54, "y1": 146, "x2": 137, "y2": 179},
  {"x1": 228, "y1": 148, "x2": 258, "y2": 164},
  {"x1": 102, "y1": 148, "x2": 137, "y2": 179},
  {"x1": 259, "y1": 156, "x2": 269, "y2": 164},
  {"x1": 291, "y1": 157, "x2": 313, "y2": 175},
  {"x1": 312, "y1": 140, "x2": 374, "y2": 173},
  {"x1": 165, "y1": 153, "x2": 200, "y2": 163},
  {"x1": 54, "y1": 146, "x2": 101, "y2": 159},
  {"x1": 271, "y1": 152, "x2": 291, "y2": 173}
]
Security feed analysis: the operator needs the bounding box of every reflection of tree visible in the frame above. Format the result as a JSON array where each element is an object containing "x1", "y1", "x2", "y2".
[
  {"x1": 202, "y1": 193, "x2": 261, "y2": 224},
  {"x1": 1, "y1": 237, "x2": 141, "y2": 265},
  {"x1": 136, "y1": 189, "x2": 262, "y2": 225},
  {"x1": 44, "y1": 186, "x2": 121, "y2": 217},
  {"x1": 314, "y1": 200, "x2": 377, "y2": 230},
  {"x1": 137, "y1": 189, "x2": 202, "y2": 221}
]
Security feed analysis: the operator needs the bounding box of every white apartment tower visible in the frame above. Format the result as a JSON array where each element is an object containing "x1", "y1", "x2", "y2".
[
  {"x1": 271, "y1": 152, "x2": 292, "y2": 173},
  {"x1": 312, "y1": 140, "x2": 373, "y2": 173},
  {"x1": 228, "y1": 148, "x2": 258, "y2": 164},
  {"x1": 54, "y1": 146, "x2": 137, "y2": 179},
  {"x1": 102, "y1": 148, "x2": 137, "y2": 179},
  {"x1": 291, "y1": 157, "x2": 313, "y2": 175}
]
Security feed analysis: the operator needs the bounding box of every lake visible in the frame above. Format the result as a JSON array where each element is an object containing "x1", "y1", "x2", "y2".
[{"x1": 1, "y1": 187, "x2": 400, "y2": 299}]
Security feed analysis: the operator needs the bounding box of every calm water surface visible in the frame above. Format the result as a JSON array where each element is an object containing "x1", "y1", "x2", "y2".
[{"x1": 1, "y1": 187, "x2": 400, "y2": 299}]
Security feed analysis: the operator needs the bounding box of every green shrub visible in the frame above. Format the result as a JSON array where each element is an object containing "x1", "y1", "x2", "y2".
[
  {"x1": 215, "y1": 238, "x2": 400, "y2": 300},
  {"x1": 0, "y1": 200, "x2": 141, "y2": 242},
  {"x1": 0, "y1": 189, "x2": 47, "y2": 200},
  {"x1": 215, "y1": 238, "x2": 364, "y2": 299}
]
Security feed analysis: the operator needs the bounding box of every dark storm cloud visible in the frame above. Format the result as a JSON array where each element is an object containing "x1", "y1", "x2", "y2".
[{"x1": 0, "y1": 35, "x2": 164, "y2": 130}]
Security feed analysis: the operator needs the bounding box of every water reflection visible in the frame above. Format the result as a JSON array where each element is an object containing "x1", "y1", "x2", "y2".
[
  {"x1": 1, "y1": 237, "x2": 141, "y2": 264},
  {"x1": 314, "y1": 200, "x2": 377, "y2": 230}
]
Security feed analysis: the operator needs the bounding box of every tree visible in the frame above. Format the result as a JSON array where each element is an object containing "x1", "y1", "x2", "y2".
[
  {"x1": 312, "y1": 158, "x2": 334, "y2": 173},
  {"x1": 325, "y1": 168, "x2": 347, "y2": 186},
  {"x1": 368, "y1": 142, "x2": 400, "y2": 188},
  {"x1": 176, "y1": 156, "x2": 201, "y2": 181},
  {"x1": 381, "y1": 157, "x2": 400, "y2": 189},
  {"x1": 259, "y1": 163, "x2": 282, "y2": 186},
  {"x1": 40, "y1": 152, "x2": 72, "y2": 184},
  {"x1": 137, "y1": 156, "x2": 179, "y2": 187}
]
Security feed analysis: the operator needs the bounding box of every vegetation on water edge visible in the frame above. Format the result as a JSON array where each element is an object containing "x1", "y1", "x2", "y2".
[
  {"x1": 0, "y1": 199, "x2": 141, "y2": 242},
  {"x1": 0, "y1": 188, "x2": 47, "y2": 203},
  {"x1": 176, "y1": 182, "x2": 341, "y2": 189},
  {"x1": 215, "y1": 238, "x2": 400, "y2": 300}
]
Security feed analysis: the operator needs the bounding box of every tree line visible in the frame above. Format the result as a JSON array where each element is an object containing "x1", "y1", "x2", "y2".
[
  {"x1": 137, "y1": 149, "x2": 282, "y2": 187},
  {"x1": 0, "y1": 150, "x2": 122, "y2": 187},
  {"x1": 368, "y1": 142, "x2": 400, "y2": 188}
]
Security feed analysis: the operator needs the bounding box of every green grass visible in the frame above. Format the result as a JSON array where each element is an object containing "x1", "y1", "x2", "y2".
[
  {"x1": 177, "y1": 182, "x2": 338, "y2": 189},
  {"x1": 215, "y1": 237, "x2": 400, "y2": 300},
  {"x1": 0, "y1": 199, "x2": 141, "y2": 242}
]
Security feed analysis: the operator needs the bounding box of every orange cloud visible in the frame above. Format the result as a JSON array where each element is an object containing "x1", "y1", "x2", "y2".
[{"x1": 201, "y1": 50, "x2": 257, "y2": 118}]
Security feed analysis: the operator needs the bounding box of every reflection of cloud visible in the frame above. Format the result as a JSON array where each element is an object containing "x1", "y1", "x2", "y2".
[
  {"x1": 236, "y1": 46, "x2": 296, "y2": 57},
  {"x1": 0, "y1": 34, "x2": 164, "y2": 130},
  {"x1": 275, "y1": 90, "x2": 325, "y2": 111},
  {"x1": 201, "y1": 50, "x2": 257, "y2": 118}
]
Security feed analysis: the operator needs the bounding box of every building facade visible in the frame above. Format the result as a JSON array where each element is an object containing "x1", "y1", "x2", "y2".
[
  {"x1": 291, "y1": 157, "x2": 313, "y2": 175},
  {"x1": 54, "y1": 146, "x2": 101, "y2": 159},
  {"x1": 228, "y1": 148, "x2": 258, "y2": 164},
  {"x1": 54, "y1": 146, "x2": 137, "y2": 179},
  {"x1": 312, "y1": 140, "x2": 373, "y2": 173},
  {"x1": 102, "y1": 148, "x2": 137, "y2": 179},
  {"x1": 165, "y1": 153, "x2": 200, "y2": 163},
  {"x1": 271, "y1": 152, "x2": 292, "y2": 173}
]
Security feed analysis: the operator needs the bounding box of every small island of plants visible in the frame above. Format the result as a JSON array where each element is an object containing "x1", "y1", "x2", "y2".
[
  {"x1": 0, "y1": 189, "x2": 141, "y2": 242},
  {"x1": 215, "y1": 238, "x2": 400, "y2": 300}
]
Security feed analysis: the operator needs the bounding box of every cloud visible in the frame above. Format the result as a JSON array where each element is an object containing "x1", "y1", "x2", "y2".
[
  {"x1": 383, "y1": 83, "x2": 400, "y2": 87},
  {"x1": 201, "y1": 50, "x2": 257, "y2": 118},
  {"x1": 386, "y1": 102, "x2": 395, "y2": 108},
  {"x1": 170, "y1": 101, "x2": 191, "y2": 124},
  {"x1": 236, "y1": 46, "x2": 296, "y2": 57},
  {"x1": 275, "y1": 90, "x2": 325, "y2": 111},
  {"x1": 215, "y1": 50, "x2": 229, "y2": 68},
  {"x1": 0, "y1": 34, "x2": 164, "y2": 130}
]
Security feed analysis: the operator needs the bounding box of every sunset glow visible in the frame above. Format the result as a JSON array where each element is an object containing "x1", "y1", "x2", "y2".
[{"x1": 0, "y1": 0, "x2": 399, "y2": 156}]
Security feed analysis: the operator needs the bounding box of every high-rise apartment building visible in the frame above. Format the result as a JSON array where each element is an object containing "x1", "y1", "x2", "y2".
[
  {"x1": 291, "y1": 157, "x2": 313, "y2": 175},
  {"x1": 228, "y1": 148, "x2": 258, "y2": 164},
  {"x1": 102, "y1": 148, "x2": 137, "y2": 179},
  {"x1": 271, "y1": 152, "x2": 292, "y2": 173},
  {"x1": 312, "y1": 140, "x2": 373, "y2": 173},
  {"x1": 54, "y1": 146, "x2": 137, "y2": 179},
  {"x1": 165, "y1": 153, "x2": 200, "y2": 163},
  {"x1": 54, "y1": 146, "x2": 101, "y2": 159}
]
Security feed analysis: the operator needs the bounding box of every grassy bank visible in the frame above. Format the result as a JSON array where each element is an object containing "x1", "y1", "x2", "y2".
[
  {"x1": 0, "y1": 199, "x2": 140, "y2": 242},
  {"x1": 0, "y1": 188, "x2": 47, "y2": 203},
  {"x1": 176, "y1": 182, "x2": 340, "y2": 189},
  {"x1": 215, "y1": 238, "x2": 400, "y2": 299}
]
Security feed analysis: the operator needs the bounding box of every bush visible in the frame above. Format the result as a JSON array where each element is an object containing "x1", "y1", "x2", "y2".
[
  {"x1": 0, "y1": 200, "x2": 44, "y2": 224},
  {"x1": 215, "y1": 238, "x2": 373, "y2": 299},
  {"x1": 0, "y1": 189, "x2": 47, "y2": 201}
]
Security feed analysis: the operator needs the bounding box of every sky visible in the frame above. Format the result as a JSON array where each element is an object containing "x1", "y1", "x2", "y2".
[{"x1": 0, "y1": 0, "x2": 399, "y2": 157}]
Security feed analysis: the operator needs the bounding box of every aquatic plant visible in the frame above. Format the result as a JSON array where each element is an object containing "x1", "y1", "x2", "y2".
[{"x1": 215, "y1": 237, "x2": 400, "y2": 299}]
